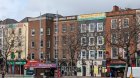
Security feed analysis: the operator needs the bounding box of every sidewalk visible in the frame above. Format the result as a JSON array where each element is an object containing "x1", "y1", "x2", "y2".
[{"x1": 0, "y1": 74, "x2": 34, "y2": 78}]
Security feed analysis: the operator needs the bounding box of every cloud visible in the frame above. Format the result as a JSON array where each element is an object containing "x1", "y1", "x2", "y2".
[{"x1": 0, "y1": 0, "x2": 139, "y2": 21}]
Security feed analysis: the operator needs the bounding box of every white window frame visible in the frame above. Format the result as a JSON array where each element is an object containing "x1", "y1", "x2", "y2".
[
  {"x1": 31, "y1": 29, "x2": 35, "y2": 36},
  {"x1": 97, "y1": 22, "x2": 103, "y2": 32},
  {"x1": 111, "y1": 47, "x2": 118, "y2": 59},
  {"x1": 31, "y1": 52, "x2": 35, "y2": 60},
  {"x1": 89, "y1": 50, "x2": 95, "y2": 59},
  {"x1": 111, "y1": 33, "x2": 117, "y2": 43},
  {"x1": 62, "y1": 25, "x2": 66, "y2": 32},
  {"x1": 111, "y1": 19, "x2": 117, "y2": 29},
  {"x1": 40, "y1": 28, "x2": 43, "y2": 35},
  {"x1": 47, "y1": 40, "x2": 50, "y2": 48},
  {"x1": 31, "y1": 41, "x2": 35, "y2": 48},
  {"x1": 54, "y1": 25, "x2": 58, "y2": 33},
  {"x1": 123, "y1": 18, "x2": 129, "y2": 28},
  {"x1": 47, "y1": 28, "x2": 50, "y2": 35},
  {"x1": 97, "y1": 36, "x2": 104, "y2": 45},
  {"x1": 89, "y1": 23, "x2": 95, "y2": 32},
  {"x1": 81, "y1": 50, "x2": 86, "y2": 59},
  {"x1": 70, "y1": 24, "x2": 75, "y2": 31},
  {"x1": 97, "y1": 50, "x2": 103, "y2": 59},
  {"x1": 80, "y1": 24, "x2": 86, "y2": 33},
  {"x1": 81, "y1": 37, "x2": 86, "y2": 46},
  {"x1": 89, "y1": 37, "x2": 95, "y2": 46},
  {"x1": 54, "y1": 49, "x2": 58, "y2": 59},
  {"x1": 39, "y1": 52, "x2": 43, "y2": 60},
  {"x1": 40, "y1": 40, "x2": 43, "y2": 48}
]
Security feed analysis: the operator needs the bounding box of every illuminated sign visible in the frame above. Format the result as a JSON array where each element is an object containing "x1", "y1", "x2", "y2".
[{"x1": 78, "y1": 13, "x2": 106, "y2": 21}]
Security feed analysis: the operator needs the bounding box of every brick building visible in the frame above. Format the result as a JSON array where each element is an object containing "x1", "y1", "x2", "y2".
[
  {"x1": 53, "y1": 16, "x2": 78, "y2": 76},
  {"x1": 105, "y1": 6, "x2": 137, "y2": 77},
  {"x1": 28, "y1": 13, "x2": 55, "y2": 62}
]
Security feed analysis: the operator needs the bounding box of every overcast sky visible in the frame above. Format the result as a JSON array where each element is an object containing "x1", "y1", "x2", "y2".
[{"x1": 0, "y1": 0, "x2": 139, "y2": 21}]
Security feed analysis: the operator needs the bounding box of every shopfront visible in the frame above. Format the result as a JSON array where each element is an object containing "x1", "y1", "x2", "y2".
[{"x1": 7, "y1": 60, "x2": 26, "y2": 74}]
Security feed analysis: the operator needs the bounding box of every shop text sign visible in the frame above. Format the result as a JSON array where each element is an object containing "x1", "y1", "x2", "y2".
[{"x1": 78, "y1": 13, "x2": 106, "y2": 21}]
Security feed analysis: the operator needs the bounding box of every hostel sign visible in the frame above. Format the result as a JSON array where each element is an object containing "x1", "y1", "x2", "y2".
[{"x1": 78, "y1": 13, "x2": 106, "y2": 21}]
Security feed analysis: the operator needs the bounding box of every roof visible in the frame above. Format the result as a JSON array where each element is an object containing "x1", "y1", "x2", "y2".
[
  {"x1": 1, "y1": 18, "x2": 18, "y2": 24},
  {"x1": 20, "y1": 17, "x2": 31, "y2": 23},
  {"x1": 38, "y1": 13, "x2": 62, "y2": 18}
]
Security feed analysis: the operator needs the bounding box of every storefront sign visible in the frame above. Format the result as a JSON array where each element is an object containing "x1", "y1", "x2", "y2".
[
  {"x1": 7, "y1": 61, "x2": 26, "y2": 65},
  {"x1": 35, "y1": 64, "x2": 56, "y2": 68},
  {"x1": 78, "y1": 13, "x2": 106, "y2": 21},
  {"x1": 54, "y1": 16, "x2": 77, "y2": 21}
]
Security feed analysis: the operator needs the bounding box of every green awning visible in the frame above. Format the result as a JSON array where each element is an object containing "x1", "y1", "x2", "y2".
[{"x1": 108, "y1": 64, "x2": 126, "y2": 68}]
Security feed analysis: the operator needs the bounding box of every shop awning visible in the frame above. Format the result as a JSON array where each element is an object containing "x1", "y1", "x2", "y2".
[
  {"x1": 24, "y1": 60, "x2": 40, "y2": 68},
  {"x1": 24, "y1": 60, "x2": 56, "y2": 69},
  {"x1": 107, "y1": 64, "x2": 126, "y2": 68},
  {"x1": 35, "y1": 63, "x2": 56, "y2": 68}
]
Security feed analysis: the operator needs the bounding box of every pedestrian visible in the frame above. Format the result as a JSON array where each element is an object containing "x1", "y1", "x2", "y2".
[
  {"x1": 74, "y1": 70, "x2": 77, "y2": 76},
  {"x1": 2, "y1": 71, "x2": 4, "y2": 78}
]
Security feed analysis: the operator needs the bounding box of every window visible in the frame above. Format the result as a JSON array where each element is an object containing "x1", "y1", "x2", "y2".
[
  {"x1": 89, "y1": 50, "x2": 95, "y2": 59},
  {"x1": 70, "y1": 24, "x2": 75, "y2": 31},
  {"x1": 81, "y1": 50, "x2": 86, "y2": 59},
  {"x1": 54, "y1": 25, "x2": 58, "y2": 33},
  {"x1": 62, "y1": 49, "x2": 66, "y2": 59},
  {"x1": 62, "y1": 36, "x2": 66, "y2": 44},
  {"x1": 123, "y1": 18, "x2": 129, "y2": 28},
  {"x1": 97, "y1": 50, "x2": 103, "y2": 59},
  {"x1": 18, "y1": 42, "x2": 22, "y2": 46},
  {"x1": 31, "y1": 53, "x2": 34, "y2": 60},
  {"x1": 81, "y1": 37, "x2": 86, "y2": 45},
  {"x1": 62, "y1": 24, "x2": 67, "y2": 32},
  {"x1": 39, "y1": 52, "x2": 43, "y2": 60},
  {"x1": 89, "y1": 23, "x2": 96, "y2": 32},
  {"x1": 89, "y1": 37, "x2": 95, "y2": 46},
  {"x1": 111, "y1": 19, "x2": 117, "y2": 29},
  {"x1": 81, "y1": 24, "x2": 86, "y2": 33},
  {"x1": 47, "y1": 41, "x2": 50, "y2": 48},
  {"x1": 97, "y1": 36, "x2": 104, "y2": 45},
  {"x1": 31, "y1": 29, "x2": 35, "y2": 36},
  {"x1": 18, "y1": 52, "x2": 21, "y2": 59},
  {"x1": 40, "y1": 28, "x2": 43, "y2": 35},
  {"x1": 0, "y1": 39, "x2": 2, "y2": 47},
  {"x1": 124, "y1": 32, "x2": 129, "y2": 43},
  {"x1": 40, "y1": 40, "x2": 43, "y2": 47},
  {"x1": 0, "y1": 29, "x2": 2, "y2": 37},
  {"x1": 19, "y1": 28, "x2": 22, "y2": 35},
  {"x1": 97, "y1": 23, "x2": 103, "y2": 32},
  {"x1": 112, "y1": 47, "x2": 118, "y2": 59},
  {"x1": 31, "y1": 41, "x2": 35, "y2": 48},
  {"x1": 12, "y1": 29, "x2": 15, "y2": 34},
  {"x1": 111, "y1": 33, "x2": 117, "y2": 43},
  {"x1": 54, "y1": 49, "x2": 58, "y2": 59},
  {"x1": 54, "y1": 36, "x2": 58, "y2": 46},
  {"x1": 47, "y1": 28, "x2": 50, "y2": 35}
]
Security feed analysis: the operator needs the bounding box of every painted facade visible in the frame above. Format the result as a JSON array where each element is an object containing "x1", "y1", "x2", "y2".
[{"x1": 77, "y1": 13, "x2": 106, "y2": 76}]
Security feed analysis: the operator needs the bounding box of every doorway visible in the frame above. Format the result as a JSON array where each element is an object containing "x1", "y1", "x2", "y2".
[{"x1": 82, "y1": 66, "x2": 86, "y2": 76}]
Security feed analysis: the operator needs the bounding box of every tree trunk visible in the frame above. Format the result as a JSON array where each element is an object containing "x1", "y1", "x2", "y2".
[{"x1": 123, "y1": 63, "x2": 128, "y2": 78}]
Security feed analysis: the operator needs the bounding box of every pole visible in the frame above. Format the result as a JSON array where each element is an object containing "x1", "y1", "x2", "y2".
[
  {"x1": 56, "y1": 11, "x2": 59, "y2": 78},
  {"x1": 39, "y1": 12, "x2": 42, "y2": 61}
]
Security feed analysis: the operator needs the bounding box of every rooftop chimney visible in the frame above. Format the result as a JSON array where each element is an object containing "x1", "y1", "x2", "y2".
[{"x1": 113, "y1": 5, "x2": 119, "y2": 12}]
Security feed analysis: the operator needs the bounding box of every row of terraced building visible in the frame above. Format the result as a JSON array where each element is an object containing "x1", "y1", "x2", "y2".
[{"x1": 0, "y1": 6, "x2": 140, "y2": 77}]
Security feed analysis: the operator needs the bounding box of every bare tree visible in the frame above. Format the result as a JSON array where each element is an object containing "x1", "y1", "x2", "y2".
[
  {"x1": 62, "y1": 27, "x2": 81, "y2": 76},
  {"x1": 1, "y1": 24, "x2": 23, "y2": 78},
  {"x1": 105, "y1": 14, "x2": 140, "y2": 78}
]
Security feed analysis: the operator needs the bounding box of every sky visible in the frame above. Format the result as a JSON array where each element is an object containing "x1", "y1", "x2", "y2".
[{"x1": 0, "y1": 0, "x2": 139, "y2": 21}]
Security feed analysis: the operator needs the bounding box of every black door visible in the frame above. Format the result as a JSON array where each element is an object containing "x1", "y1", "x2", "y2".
[{"x1": 82, "y1": 66, "x2": 86, "y2": 76}]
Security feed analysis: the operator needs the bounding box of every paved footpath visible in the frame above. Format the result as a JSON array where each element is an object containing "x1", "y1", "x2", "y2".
[{"x1": 0, "y1": 75, "x2": 122, "y2": 78}]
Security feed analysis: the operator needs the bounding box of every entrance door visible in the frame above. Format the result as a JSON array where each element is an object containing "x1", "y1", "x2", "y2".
[{"x1": 82, "y1": 66, "x2": 86, "y2": 76}]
